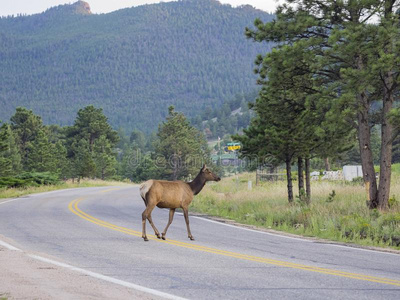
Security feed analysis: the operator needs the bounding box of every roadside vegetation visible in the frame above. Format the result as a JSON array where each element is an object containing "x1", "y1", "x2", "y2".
[
  {"x1": 0, "y1": 179, "x2": 132, "y2": 199},
  {"x1": 191, "y1": 166, "x2": 400, "y2": 250}
]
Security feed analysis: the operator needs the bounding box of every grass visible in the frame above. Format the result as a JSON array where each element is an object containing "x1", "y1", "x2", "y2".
[
  {"x1": 0, "y1": 293, "x2": 9, "y2": 300},
  {"x1": 191, "y1": 169, "x2": 400, "y2": 250},
  {"x1": 0, "y1": 179, "x2": 133, "y2": 199}
]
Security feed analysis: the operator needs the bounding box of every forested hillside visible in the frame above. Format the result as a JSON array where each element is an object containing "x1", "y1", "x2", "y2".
[
  {"x1": 192, "y1": 91, "x2": 257, "y2": 139},
  {"x1": 0, "y1": 0, "x2": 274, "y2": 133}
]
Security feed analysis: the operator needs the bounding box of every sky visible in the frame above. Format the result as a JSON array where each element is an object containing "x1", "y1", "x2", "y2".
[{"x1": 0, "y1": 0, "x2": 282, "y2": 17}]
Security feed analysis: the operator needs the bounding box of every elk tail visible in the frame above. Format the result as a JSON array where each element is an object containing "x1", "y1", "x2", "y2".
[{"x1": 139, "y1": 180, "x2": 153, "y2": 205}]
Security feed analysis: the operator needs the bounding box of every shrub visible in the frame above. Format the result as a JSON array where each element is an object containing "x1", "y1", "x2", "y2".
[{"x1": 0, "y1": 172, "x2": 59, "y2": 189}]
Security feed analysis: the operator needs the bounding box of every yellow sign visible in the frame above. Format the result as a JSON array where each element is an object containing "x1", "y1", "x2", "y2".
[{"x1": 227, "y1": 145, "x2": 241, "y2": 151}]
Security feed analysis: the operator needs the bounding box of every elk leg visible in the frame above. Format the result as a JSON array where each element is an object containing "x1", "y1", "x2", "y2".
[
  {"x1": 183, "y1": 208, "x2": 194, "y2": 240},
  {"x1": 147, "y1": 214, "x2": 161, "y2": 239},
  {"x1": 141, "y1": 209, "x2": 149, "y2": 241},
  {"x1": 142, "y1": 203, "x2": 158, "y2": 241},
  {"x1": 162, "y1": 208, "x2": 175, "y2": 240}
]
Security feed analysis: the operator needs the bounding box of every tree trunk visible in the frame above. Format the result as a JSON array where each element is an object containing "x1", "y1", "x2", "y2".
[
  {"x1": 285, "y1": 156, "x2": 293, "y2": 203},
  {"x1": 172, "y1": 152, "x2": 179, "y2": 180},
  {"x1": 297, "y1": 157, "x2": 304, "y2": 192},
  {"x1": 377, "y1": 71, "x2": 395, "y2": 210},
  {"x1": 305, "y1": 157, "x2": 311, "y2": 203},
  {"x1": 357, "y1": 93, "x2": 378, "y2": 209},
  {"x1": 324, "y1": 157, "x2": 330, "y2": 171}
]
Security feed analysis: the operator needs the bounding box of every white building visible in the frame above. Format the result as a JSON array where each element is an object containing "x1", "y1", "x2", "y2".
[{"x1": 343, "y1": 165, "x2": 363, "y2": 181}]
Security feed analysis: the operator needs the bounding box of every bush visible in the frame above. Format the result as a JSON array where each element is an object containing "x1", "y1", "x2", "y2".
[
  {"x1": 0, "y1": 177, "x2": 28, "y2": 188},
  {"x1": 0, "y1": 172, "x2": 60, "y2": 189}
]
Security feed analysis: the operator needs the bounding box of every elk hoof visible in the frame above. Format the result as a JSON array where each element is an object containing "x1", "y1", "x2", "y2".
[
  {"x1": 161, "y1": 234, "x2": 166, "y2": 240},
  {"x1": 189, "y1": 236, "x2": 195, "y2": 241},
  {"x1": 156, "y1": 234, "x2": 161, "y2": 239},
  {"x1": 143, "y1": 237, "x2": 149, "y2": 242}
]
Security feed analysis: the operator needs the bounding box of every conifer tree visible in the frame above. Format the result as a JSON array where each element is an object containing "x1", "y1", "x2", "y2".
[
  {"x1": 0, "y1": 123, "x2": 12, "y2": 177},
  {"x1": 245, "y1": 0, "x2": 400, "y2": 209},
  {"x1": 10, "y1": 107, "x2": 45, "y2": 169},
  {"x1": 155, "y1": 106, "x2": 210, "y2": 180},
  {"x1": 66, "y1": 105, "x2": 119, "y2": 179}
]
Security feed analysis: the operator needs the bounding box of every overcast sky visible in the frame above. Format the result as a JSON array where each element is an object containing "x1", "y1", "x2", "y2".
[{"x1": 0, "y1": 0, "x2": 282, "y2": 17}]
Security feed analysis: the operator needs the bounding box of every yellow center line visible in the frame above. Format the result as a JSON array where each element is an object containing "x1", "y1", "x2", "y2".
[
  {"x1": 68, "y1": 197, "x2": 400, "y2": 287},
  {"x1": 98, "y1": 187, "x2": 125, "y2": 194}
]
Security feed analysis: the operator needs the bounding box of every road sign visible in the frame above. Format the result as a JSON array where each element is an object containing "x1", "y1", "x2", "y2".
[{"x1": 227, "y1": 142, "x2": 241, "y2": 151}]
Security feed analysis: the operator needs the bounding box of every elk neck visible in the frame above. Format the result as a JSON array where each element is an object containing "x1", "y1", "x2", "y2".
[{"x1": 188, "y1": 172, "x2": 207, "y2": 195}]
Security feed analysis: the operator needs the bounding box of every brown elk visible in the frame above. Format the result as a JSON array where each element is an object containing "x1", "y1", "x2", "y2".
[{"x1": 139, "y1": 164, "x2": 221, "y2": 241}]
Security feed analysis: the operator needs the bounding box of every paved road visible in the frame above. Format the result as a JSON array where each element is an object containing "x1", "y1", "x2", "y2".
[{"x1": 1, "y1": 186, "x2": 400, "y2": 299}]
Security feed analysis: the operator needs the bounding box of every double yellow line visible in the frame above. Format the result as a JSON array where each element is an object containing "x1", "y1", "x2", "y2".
[{"x1": 69, "y1": 197, "x2": 400, "y2": 287}]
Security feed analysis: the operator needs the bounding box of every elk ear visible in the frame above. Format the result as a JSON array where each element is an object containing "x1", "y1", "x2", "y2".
[{"x1": 202, "y1": 164, "x2": 207, "y2": 171}]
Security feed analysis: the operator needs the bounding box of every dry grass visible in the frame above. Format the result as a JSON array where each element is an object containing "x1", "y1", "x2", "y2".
[
  {"x1": 0, "y1": 179, "x2": 133, "y2": 199},
  {"x1": 192, "y1": 170, "x2": 400, "y2": 249}
]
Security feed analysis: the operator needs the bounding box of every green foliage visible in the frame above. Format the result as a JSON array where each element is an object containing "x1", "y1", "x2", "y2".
[
  {"x1": 155, "y1": 106, "x2": 211, "y2": 180},
  {"x1": 0, "y1": 123, "x2": 13, "y2": 176},
  {"x1": 192, "y1": 91, "x2": 257, "y2": 139},
  {"x1": 93, "y1": 135, "x2": 117, "y2": 179},
  {"x1": 66, "y1": 105, "x2": 119, "y2": 179},
  {"x1": 241, "y1": 0, "x2": 400, "y2": 208},
  {"x1": 0, "y1": 172, "x2": 59, "y2": 188},
  {"x1": 388, "y1": 195, "x2": 398, "y2": 209},
  {"x1": 326, "y1": 190, "x2": 336, "y2": 203},
  {"x1": 9, "y1": 107, "x2": 66, "y2": 176},
  {"x1": 0, "y1": 0, "x2": 274, "y2": 133},
  {"x1": 16, "y1": 172, "x2": 60, "y2": 186},
  {"x1": 296, "y1": 188, "x2": 308, "y2": 205},
  {"x1": 10, "y1": 107, "x2": 46, "y2": 167},
  {"x1": 351, "y1": 177, "x2": 364, "y2": 186},
  {"x1": 121, "y1": 149, "x2": 161, "y2": 182},
  {"x1": 0, "y1": 177, "x2": 27, "y2": 188}
]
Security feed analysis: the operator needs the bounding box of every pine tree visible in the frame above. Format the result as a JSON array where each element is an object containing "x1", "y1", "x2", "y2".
[
  {"x1": 72, "y1": 138, "x2": 96, "y2": 178},
  {"x1": 245, "y1": 0, "x2": 400, "y2": 209},
  {"x1": 235, "y1": 40, "x2": 353, "y2": 203},
  {"x1": 0, "y1": 123, "x2": 12, "y2": 177},
  {"x1": 10, "y1": 107, "x2": 45, "y2": 169},
  {"x1": 25, "y1": 130, "x2": 57, "y2": 173},
  {"x1": 93, "y1": 135, "x2": 117, "y2": 180},
  {"x1": 66, "y1": 105, "x2": 119, "y2": 179},
  {"x1": 155, "y1": 106, "x2": 210, "y2": 180}
]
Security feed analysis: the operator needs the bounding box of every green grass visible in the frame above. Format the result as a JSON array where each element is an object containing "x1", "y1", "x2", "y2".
[
  {"x1": 0, "y1": 179, "x2": 133, "y2": 199},
  {"x1": 191, "y1": 169, "x2": 400, "y2": 250}
]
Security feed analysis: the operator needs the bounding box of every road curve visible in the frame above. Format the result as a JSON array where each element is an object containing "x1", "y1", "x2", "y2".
[{"x1": 0, "y1": 186, "x2": 400, "y2": 299}]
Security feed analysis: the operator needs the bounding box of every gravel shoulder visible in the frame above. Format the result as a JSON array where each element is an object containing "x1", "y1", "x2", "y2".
[{"x1": 0, "y1": 236, "x2": 162, "y2": 300}]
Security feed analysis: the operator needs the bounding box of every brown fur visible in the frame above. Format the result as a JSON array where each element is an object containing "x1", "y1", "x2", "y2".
[{"x1": 140, "y1": 165, "x2": 220, "y2": 241}]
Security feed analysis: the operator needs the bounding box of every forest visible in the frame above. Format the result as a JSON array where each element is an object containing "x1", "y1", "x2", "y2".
[
  {"x1": 0, "y1": 0, "x2": 274, "y2": 133},
  {"x1": 0, "y1": 104, "x2": 212, "y2": 188}
]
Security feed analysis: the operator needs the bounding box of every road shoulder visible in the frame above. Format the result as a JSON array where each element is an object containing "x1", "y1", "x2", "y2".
[{"x1": 0, "y1": 235, "x2": 162, "y2": 300}]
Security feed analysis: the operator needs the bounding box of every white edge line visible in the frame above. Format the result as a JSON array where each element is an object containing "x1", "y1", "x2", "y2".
[
  {"x1": 0, "y1": 240, "x2": 22, "y2": 251},
  {"x1": 0, "y1": 238, "x2": 186, "y2": 299},
  {"x1": 0, "y1": 198, "x2": 21, "y2": 206},
  {"x1": 188, "y1": 214, "x2": 313, "y2": 242},
  {"x1": 181, "y1": 213, "x2": 400, "y2": 256},
  {"x1": 28, "y1": 254, "x2": 187, "y2": 300}
]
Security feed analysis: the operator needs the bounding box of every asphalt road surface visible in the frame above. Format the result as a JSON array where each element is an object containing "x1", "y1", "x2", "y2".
[{"x1": 1, "y1": 186, "x2": 400, "y2": 299}]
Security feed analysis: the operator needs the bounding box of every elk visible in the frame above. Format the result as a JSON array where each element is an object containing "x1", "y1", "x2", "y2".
[{"x1": 139, "y1": 164, "x2": 221, "y2": 241}]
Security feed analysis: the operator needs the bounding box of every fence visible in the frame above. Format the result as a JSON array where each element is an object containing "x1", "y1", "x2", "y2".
[{"x1": 256, "y1": 166, "x2": 285, "y2": 185}]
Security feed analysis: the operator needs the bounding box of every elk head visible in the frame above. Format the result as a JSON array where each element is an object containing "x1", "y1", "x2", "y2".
[{"x1": 201, "y1": 164, "x2": 221, "y2": 182}]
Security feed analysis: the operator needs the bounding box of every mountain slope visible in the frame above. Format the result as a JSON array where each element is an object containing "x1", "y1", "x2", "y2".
[{"x1": 0, "y1": 0, "x2": 273, "y2": 132}]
